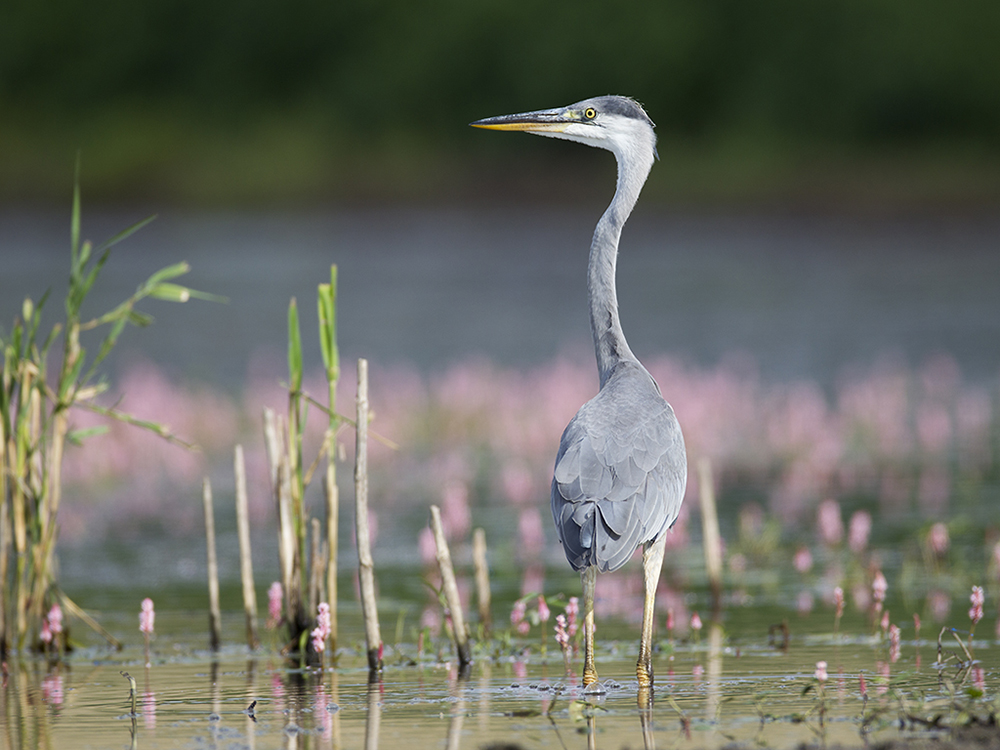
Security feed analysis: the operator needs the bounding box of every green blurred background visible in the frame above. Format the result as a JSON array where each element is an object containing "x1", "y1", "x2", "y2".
[{"x1": 2, "y1": 0, "x2": 999, "y2": 208}]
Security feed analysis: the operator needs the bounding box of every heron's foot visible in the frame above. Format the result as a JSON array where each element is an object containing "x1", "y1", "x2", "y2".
[{"x1": 636, "y1": 660, "x2": 654, "y2": 689}]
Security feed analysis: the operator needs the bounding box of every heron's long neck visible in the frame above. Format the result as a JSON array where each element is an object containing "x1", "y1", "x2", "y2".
[{"x1": 589, "y1": 145, "x2": 654, "y2": 388}]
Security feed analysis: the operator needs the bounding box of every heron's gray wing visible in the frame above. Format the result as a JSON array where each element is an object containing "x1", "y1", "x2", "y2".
[{"x1": 551, "y1": 362, "x2": 687, "y2": 573}]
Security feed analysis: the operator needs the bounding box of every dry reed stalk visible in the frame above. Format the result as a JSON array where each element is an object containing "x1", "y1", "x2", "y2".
[
  {"x1": 430, "y1": 505, "x2": 472, "y2": 667},
  {"x1": 264, "y1": 407, "x2": 302, "y2": 631},
  {"x1": 233, "y1": 444, "x2": 260, "y2": 650},
  {"x1": 354, "y1": 358, "x2": 382, "y2": 671},
  {"x1": 203, "y1": 478, "x2": 222, "y2": 651},
  {"x1": 309, "y1": 517, "x2": 326, "y2": 611},
  {"x1": 698, "y1": 457, "x2": 723, "y2": 610},
  {"x1": 60, "y1": 591, "x2": 121, "y2": 649},
  {"x1": 325, "y1": 455, "x2": 339, "y2": 655},
  {"x1": 472, "y1": 528, "x2": 492, "y2": 635}
]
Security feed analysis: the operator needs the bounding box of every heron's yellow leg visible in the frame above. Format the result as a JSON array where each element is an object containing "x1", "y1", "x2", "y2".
[
  {"x1": 581, "y1": 566, "x2": 599, "y2": 687},
  {"x1": 637, "y1": 536, "x2": 666, "y2": 688}
]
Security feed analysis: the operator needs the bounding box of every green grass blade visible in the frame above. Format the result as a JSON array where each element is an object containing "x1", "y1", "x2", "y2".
[
  {"x1": 71, "y1": 155, "x2": 82, "y2": 264},
  {"x1": 91, "y1": 214, "x2": 157, "y2": 256},
  {"x1": 288, "y1": 298, "x2": 303, "y2": 392}
]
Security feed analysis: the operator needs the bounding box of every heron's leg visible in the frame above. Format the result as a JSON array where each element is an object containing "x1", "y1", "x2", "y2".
[
  {"x1": 636, "y1": 535, "x2": 666, "y2": 688},
  {"x1": 581, "y1": 566, "x2": 598, "y2": 687}
]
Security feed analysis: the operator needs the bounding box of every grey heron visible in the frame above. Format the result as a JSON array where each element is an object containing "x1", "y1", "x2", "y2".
[{"x1": 472, "y1": 96, "x2": 687, "y2": 689}]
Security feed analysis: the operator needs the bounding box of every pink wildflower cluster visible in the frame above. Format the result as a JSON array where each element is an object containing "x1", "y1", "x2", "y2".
[
  {"x1": 311, "y1": 602, "x2": 331, "y2": 655},
  {"x1": 848, "y1": 511, "x2": 872, "y2": 554},
  {"x1": 565, "y1": 597, "x2": 579, "y2": 638},
  {"x1": 888, "y1": 624, "x2": 901, "y2": 662},
  {"x1": 833, "y1": 587, "x2": 844, "y2": 619},
  {"x1": 511, "y1": 600, "x2": 529, "y2": 635},
  {"x1": 40, "y1": 604, "x2": 63, "y2": 646},
  {"x1": 814, "y1": 661, "x2": 828, "y2": 682},
  {"x1": 267, "y1": 582, "x2": 283, "y2": 629},
  {"x1": 871, "y1": 571, "x2": 888, "y2": 614},
  {"x1": 969, "y1": 586, "x2": 984, "y2": 630},
  {"x1": 554, "y1": 615, "x2": 570, "y2": 650},
  {"x1": 537, "y1": 596, "x2": 550, "y2": 624},
  {"x1": 139, "y1": 598, "x2": 155, "y2": 635}
]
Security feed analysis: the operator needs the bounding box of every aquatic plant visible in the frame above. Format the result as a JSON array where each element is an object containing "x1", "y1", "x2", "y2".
[
  {"x1": 0, "y1": 170, "x2": 214, "y2": 655},
  {"x1": 139, "y1": 597, "x2": 154, "y2": 666},
  {"x1": 262, "y1": 266, "x2": 386, "y2": 663}
]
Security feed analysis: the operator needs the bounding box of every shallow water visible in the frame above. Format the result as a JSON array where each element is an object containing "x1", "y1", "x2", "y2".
[{"x1": 6, "y1": 588, "x2": 997, "y2": 750}]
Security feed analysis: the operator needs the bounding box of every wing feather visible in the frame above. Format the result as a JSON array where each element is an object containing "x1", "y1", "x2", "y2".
[{"x1": 551, "y1": 361, "x2": 687, "y2": 573}]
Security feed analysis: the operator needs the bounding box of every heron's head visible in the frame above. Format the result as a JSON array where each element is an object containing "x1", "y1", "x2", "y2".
[{"x1": 471, "y1": 95, "x2": 657, "y2": 164}]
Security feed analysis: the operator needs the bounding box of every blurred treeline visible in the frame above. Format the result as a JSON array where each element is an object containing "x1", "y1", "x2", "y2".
[{"x1": 2, "y1": 0, "x2": 999, "y2": 206}]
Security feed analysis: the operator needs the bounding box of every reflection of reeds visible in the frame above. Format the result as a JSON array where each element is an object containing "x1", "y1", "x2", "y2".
[{"x1": 0, "y1": 172, "x2": 213, "y2": 655}]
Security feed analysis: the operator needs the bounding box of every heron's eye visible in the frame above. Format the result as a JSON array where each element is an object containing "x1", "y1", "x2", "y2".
[{"x1": 584, "y1": 107, "x2": 597, "y2": 120}]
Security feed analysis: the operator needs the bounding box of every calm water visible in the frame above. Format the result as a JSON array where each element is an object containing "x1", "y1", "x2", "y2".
[
  {"x1": 6, "y1": 593, "x2": 997, "y2": 750},
  {"x1": 2, "y1": 207, "x2": 999, "y2": 388}
]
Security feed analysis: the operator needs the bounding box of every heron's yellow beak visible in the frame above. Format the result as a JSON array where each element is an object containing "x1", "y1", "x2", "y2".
[{"x1": 470, "y1": 108, "x2": 573, "y2": 133}]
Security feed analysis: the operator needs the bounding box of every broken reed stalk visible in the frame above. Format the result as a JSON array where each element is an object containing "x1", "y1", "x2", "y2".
[
  {"x1": 472, "y1": 528, "x2": 492, "y2": 635},
  {"x1": 203, "y1": 478, "x2": 222, "y2": 651},
  {"x1": 354, "y1": 358, "x2": 382, "y2": 671},
  {"x1": 430, "y1": 505, "x2": 472, "y2": 668},
  {"x1": 233, "y1": 444, "x2": 260, "y2": 650},
  {"x1": 697, "y1": 457, "x2": 724, "y2": 611}
]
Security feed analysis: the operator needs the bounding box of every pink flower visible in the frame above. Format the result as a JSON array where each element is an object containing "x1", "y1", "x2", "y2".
[
  {"x1": 267, "y1": 582, "x2": 283, "y2": 629},
  {"x1": 927, "y1": 523, "x2": 949, "y2": 556},
  {"x1": 566, "y1": 597, "x2": 579, "y2": 637},
  {"x1": 537, "y1": 596, "x2": 550, "y2": 624},
  {"x1": 554, "y1": 615, "x2": 570, "y2": 650},
  {"x1": 848, "y1": 511, "x2": 872, "y2": 554},
  {"x1": 690, "y1": 611, "x2": 702, "y2": 632},
  {"x1": 793, "y1": 547, "x2": 813, "y2": 574},
  {"x1": 814, "y1": 661, "x2": 828, "y2": 682},
  {"x1": 871, "y1": 571, "x2": 887, "y2": 612},
  {"x1": 311, "y1": 602, "x2": 331, "y2": 655},
  {"x1": 817, "y1": 500, "x2": 843, "y2": 547},
  {"x1": 139, "y1": 598, "x2": 155, "y2": 635},
  {"x1": 40, "y1": 619, "x2": 53, "y2": 644},
  {"x1": 47, "y1": 605, "x2": 63, "y2": 635},
  {"x1": 511, "y1": 600, "x2": 530, "y2": 634},
  {"x1": 880, "y1": 610, "x2": 890, "y2": 632},
  {"x1": 888, "y1": 624, "x2": 901, "y2": 663},
  {"x1": 858, "y1": 672, "x2": 867, "y2": 698},
  {"x1": 969, "y1": 586, "x2": 984, "y2": 627},
  {"x1": 833, "y1": 586, "x2": 844, "y2": 618}
]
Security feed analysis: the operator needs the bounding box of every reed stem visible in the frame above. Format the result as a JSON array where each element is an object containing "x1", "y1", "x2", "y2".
[
  {"x1": 234, "y1": 444, "x2": 260, "y2": 650},
  {"x1": 203, "y1": 478, "x2": 222, "y2": 651},
  {"x1": 430, "y1": 505, "x2": 471, "y2": 668},
  {"x1": 472, "y1": 528, "x2": 492, "y2": 636},
  {"x1": 354, "y1": 359, "x2": 382, "y2": 671},
  {"x1": 698, "y1": 457, "x2": 724, "y2": 611}
]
